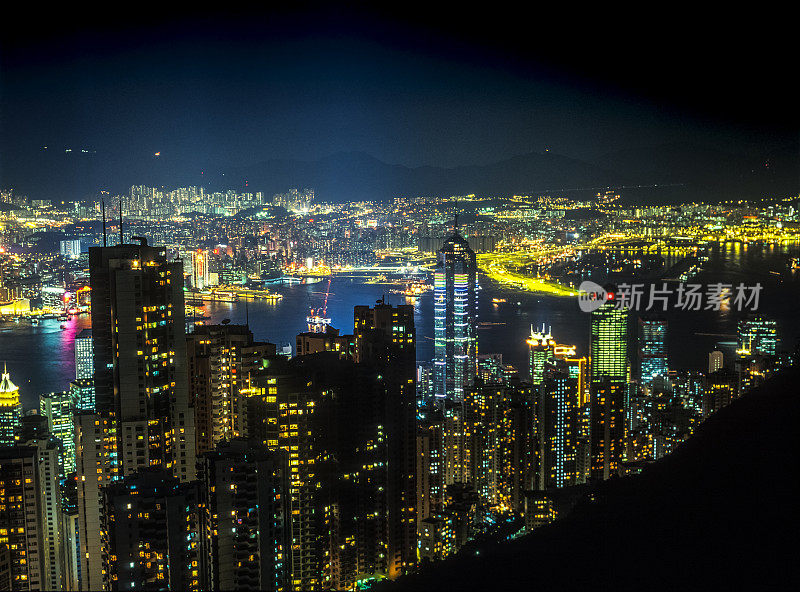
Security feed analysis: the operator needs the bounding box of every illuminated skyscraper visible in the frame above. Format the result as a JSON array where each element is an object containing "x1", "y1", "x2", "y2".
[
  {"x1": 74, "y1": 412, "x2": 117, "y2": 592},
  {"x1": 737, "y1": 316, "x2": 778, "y2": 357},
  {"x1": 527, "y1": 326, "x2": 556, "y2": 386},
  {"x1": 589, "y1": 303, "x2": 628, "y2": 481},
  {"x1": 104, "y1": 470, "x2": 201, "y2": 591},
  {"x1": 526, "y1": 325, "x2": 578, "y2": 386},
  {"x1": 73, "y1": 328, "x2": 95, "y2": 411},
  {"x1": 434, "y1": 230, "x2": 478, "y2": 400},
  {"x1": 186, "y1": 324, "x2": 275, "y2": 456},
  {"x1": 74, "y1": 328, "x2": 93, "y2": 380},
  {"x1": 39, "y1": 390, "x2": 78, "y2": 477},
  {"x1": 537, "y1": 359, "x2": 580, "y2": 489},
  {"x1": 708, "y1": 350, "x2": 724, "y2": 374},
  {"x1": 70, "y1": 378, "x2": 95, "y2": 412},
  {"x1": 89, "y1": 237, "x2": 195, "y2": 482},
  {"x1": 0, "y1": 442, "x2": 64, "y2": 592},
  {"x1": 353, "y1": 301, "x2": 417, "y2": 580},
  {"x1": 198, "y1": 441, "x2": 290, "y2": 592},
  {"x1": 639, "y1": 316, "x2": 668, "y2": 383},
  {"x1": 190, "y1": 249, "x2": 211, "y2": 290},
  {"x1": 0, "y1": 365, "x2": 21, "y2": 447}
]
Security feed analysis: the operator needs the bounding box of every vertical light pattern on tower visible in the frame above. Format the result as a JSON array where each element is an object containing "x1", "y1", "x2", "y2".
[{"x1": 433, "y1": 233, "x2": 477, "y2": 400}]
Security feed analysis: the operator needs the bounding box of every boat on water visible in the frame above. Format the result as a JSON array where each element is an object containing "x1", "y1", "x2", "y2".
[
  {"x1": 391, "y1": 281, "x2": 433, "y2": 297},
  {"x1": 31, "y1": 318, "x2": 40, "y2": 326},
  {"x1": 60, "y1": 324, "x2": 68, "y2": 330},
  {"x1": 492, "y1": 298, "x2": 507, "y2": 304}
]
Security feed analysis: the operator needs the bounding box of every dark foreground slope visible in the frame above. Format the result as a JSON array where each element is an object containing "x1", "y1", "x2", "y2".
[{"x1": 388, "y1": 368, "x2": 800, "y2": 591}]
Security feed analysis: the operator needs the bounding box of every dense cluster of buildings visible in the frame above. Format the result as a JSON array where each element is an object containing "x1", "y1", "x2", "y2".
[
  {"x1": 0, "y1": 185, "x2": 797, "y2": 590},
  {"x1": 2, "y1": 187, "x2": 800, "y2": 321},
  {"x1": 4, "y1": 233, "x2": 794, "y2": 591}
]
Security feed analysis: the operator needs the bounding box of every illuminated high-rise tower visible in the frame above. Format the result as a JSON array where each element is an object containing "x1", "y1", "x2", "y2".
[
  {"x1": 89, "y1": 237, "x2": 195, "y2": 482},
  {"x1": 73, "y1": 328, "x2": 96, "y2": 411},
  {"x1": 39, "y1": 389, "x2": 78, "y2": 477},
  {"x1": 354, "y1": 301, "x2": 418, "y2": 580},
  {"x1": 737, "y1": 316, "x2": 778, "y2": 357},
  {"x1": 708, "y1": 350, "x2": 724, "y2": 374},
  {"x1": 434, "y1": 230, "x2": 478, "y2": 400},
  {"x1": 527, "y1": 326, "x2": 556, "y2": 386},
  {"x1": 186, "y1": 324, "x2": 275, "y2": 456},
  {"x1": 639, "y1": 316, "x2": 668, "y2": 383},
  {"x1": 0, "y1": 364, "x2": 21, "y2": 447},
  {"x1": 538, "y1": 359, "x2": 580, "y2": 489},
  {"x1": 190, "y1": 249, "x2": 211, "y2": 290},
  {"x1": 526, "y1": 325, "x2": 577, "y2": 386},
  {"x1": 589, "y1": 303, "x2": 628, "y2": 481},
  {"x1": 104, "y1": 470, "x2": 201, "y2": 591}
]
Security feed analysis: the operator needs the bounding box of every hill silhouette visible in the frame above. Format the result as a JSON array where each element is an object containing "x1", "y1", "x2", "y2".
[
  {"x1": 385, "y1": 367, "x2": 800, "y2": 591},
  {"x1": 3, "y1": 143, "x2": 797, "y2": 204}
]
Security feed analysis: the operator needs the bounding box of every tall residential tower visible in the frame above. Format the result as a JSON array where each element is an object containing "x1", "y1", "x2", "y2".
[{"x1": 88, "y1": 238, "x2": 195, "y2": 482}]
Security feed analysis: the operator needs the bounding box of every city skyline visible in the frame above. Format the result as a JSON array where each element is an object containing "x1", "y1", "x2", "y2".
[{"x1": 0, "y1": 7, "x2": 798, "y2": 592}]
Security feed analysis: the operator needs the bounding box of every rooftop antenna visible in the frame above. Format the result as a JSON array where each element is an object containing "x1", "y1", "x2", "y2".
[
  {"x1": 119, "y1": 194, "x2": 124, "y2": 245},
  {"x1": 101, "y1": 200, "x2": 107, "y2": 247}
]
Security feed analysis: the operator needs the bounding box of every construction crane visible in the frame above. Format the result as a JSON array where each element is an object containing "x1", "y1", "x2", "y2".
[{"x1": 306, "y1": 278, "x2": 332, "y2": 333}]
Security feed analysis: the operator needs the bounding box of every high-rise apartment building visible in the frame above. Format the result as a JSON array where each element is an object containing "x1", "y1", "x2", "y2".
[
  {"x1": 39, "y1": 390, "x2": 78, "y2": 477},
  {"x1": 198, "y1": 440, "x2": 290, "y2": 592},
  {"x1": 74, "y1": 413, "x2": 117, "y2": 592},
  {"x1": 462, "y1": 381, "x2": 536, "y2": 513},
  {"x1": 74, "y1": 329, "x2": 93, "y2": 380},
  {"x1": 0, "y1": 440, "x2": 64, "y2": 592},
  {"x1": 537, "y1": 359, "x2": 580, "y2": 489},
  {"x1": 104, "y1": 470, "x2": 201, "y2": 591},
  {"x1": 245, "y1": 359, "x2": 321, "y2": 591},
  {"x1": 88, "y1": 238, "x2": 195, "y2": 482},
  {"x1": 433, "y1": 231, "x2": 478, "y2": 400},
  {"x1": 186, "y1": 324, "x2": 275, "y2": 456},
  {"x1": 353, "y1": 301, "x2": 417, "y2": 580},
  {"x1": 416, "y1": 414, "x2": 446, "y2": 535}
]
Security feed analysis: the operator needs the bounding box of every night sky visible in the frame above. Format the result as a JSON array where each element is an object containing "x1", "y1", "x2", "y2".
[{"x1": 1, "y1": 6, "x2": 797, "y2": 185}]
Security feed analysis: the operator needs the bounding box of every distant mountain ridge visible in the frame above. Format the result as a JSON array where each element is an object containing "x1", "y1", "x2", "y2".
[{"x1": 1, "y1": 142, "x2": 797, "y2": 204}]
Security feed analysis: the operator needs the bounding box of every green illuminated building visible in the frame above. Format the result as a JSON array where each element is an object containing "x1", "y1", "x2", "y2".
[
  {"x1": 40, "y1": 389, "x2": 78, "y2": 477},
  {"x1": 589, "y1": 303, "x2": 628, "y2": 481}
]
